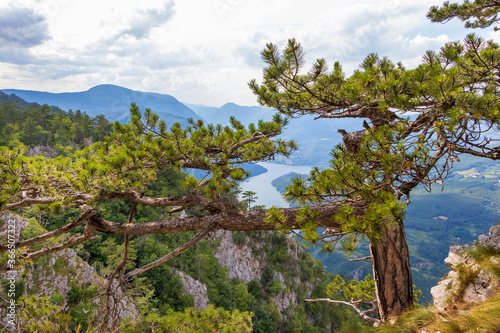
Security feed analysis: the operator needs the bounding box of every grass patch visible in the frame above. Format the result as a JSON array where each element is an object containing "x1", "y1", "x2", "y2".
[
  {"x1": 375, "y1": 307, "x2": 437, "y2": 333},
  {"x1": 375, "y1": 292, "x2": 500, "y2": 333}
]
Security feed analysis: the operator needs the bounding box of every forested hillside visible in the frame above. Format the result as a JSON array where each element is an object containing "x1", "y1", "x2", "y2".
[{"x1": 0, "y1": 91, "x2": 113, "y2": 151}]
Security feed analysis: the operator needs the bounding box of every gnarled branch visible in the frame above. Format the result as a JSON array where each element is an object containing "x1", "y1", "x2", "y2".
[{"x1": 87, "y1": 201, "x2": 366, "y2": 236}]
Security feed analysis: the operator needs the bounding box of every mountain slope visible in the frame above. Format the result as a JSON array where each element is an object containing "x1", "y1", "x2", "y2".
[
  {"x1": 2, "y1": 84, "x2": 369, "y2": 165},
  {"x1": 188, "y1": 102, "x2": 364, "y2": 166},
  {"x1": 2, "y1": 84, "x2": 201, "y2": 125}
]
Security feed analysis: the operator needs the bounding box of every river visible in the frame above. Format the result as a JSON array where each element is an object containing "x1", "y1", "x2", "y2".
[{"x1": 239, "y1": 162, "x2": 313, "y2": 208}]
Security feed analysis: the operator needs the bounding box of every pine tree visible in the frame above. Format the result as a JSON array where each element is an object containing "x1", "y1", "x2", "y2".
[
  {"x1": 428, "y1": 0, "x2": 500, "y2": 30},
  {"x1": 241, "y1": 190, "x2": 257, "y2": 210},
  {"x1": 248, "y1": 1, "x2": 500, "y2": 322}
]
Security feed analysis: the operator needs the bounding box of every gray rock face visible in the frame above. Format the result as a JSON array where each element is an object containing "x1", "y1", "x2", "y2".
[
  {"x1": 173, "y1": 270, "x2": 210, "y2": 309},
  {"x1": 169, "y1": 230, "x2": 312, "y2": 317},
  {"x1": 484, "y1": 225, "x2": 500, "y2": 250},
  {"x1": 462, "y1": 269, "x2": 497, "y2": 304},
  {"x1": 0, "y1": 212, "x2": 28, "y2": 240},
  {"x1": 213, "y1": 230, "x2": 262, "y2": 282},
  {"x1": 0, "y1": 213, "x2": 139, "y2": 330},
  {"x1": 27, "y1": 145, "x2": 57, "y2": 158},
  {"x1": 444, "y1": 244, "x2": 470, "y2": 268},
  {"x1": 431, "y1": 225, "x2": 500, "y2": 311},
  {"x1": 212, "y1": 230, "x2": 316, "y2": 317}
]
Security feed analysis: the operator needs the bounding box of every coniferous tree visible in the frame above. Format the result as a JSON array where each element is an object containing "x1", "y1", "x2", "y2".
[
  {"x1": 248, "y1": 0, "x2": 500, "y2": 322},
  {"x1": 241, "y1": 190, "x2": 257, "y2": 210}
]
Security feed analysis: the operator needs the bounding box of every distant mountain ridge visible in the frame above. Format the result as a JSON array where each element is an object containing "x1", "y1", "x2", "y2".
[
  {"x1": 2, "y1": 84, "x2": 366, "y2": 165},
  {"x1": 188, "y1": 101, "x2": 364, "y2": 166},
  {"x1": 1, "y1": 84, "x2": 200, "y2": 125},
  {"x1": 186, "y1": 102, "x2": 275, "y2": 125}
]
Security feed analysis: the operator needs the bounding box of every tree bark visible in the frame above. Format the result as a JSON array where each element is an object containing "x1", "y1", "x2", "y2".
[
  {"x1": 370, "y1": 219, "x2": 413, "y2": 322},
  {"x1": 86, "y1": 201, "x2": 368, "y2": 235}
]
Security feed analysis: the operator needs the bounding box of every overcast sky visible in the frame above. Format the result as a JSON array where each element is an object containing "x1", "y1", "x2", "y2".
[{"x1": 0, "y1": 0, "x2": 498, "y2": 107}]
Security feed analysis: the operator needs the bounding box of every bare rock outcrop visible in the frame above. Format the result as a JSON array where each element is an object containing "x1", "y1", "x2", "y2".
[
  {"x1": 213, "y1": 230, "x2": 262, "y2": 282},
  {"x1": 173, "y1": 270, "x2": 210, "y2": 309},
  {"x1": 27, "y1": 145, "x2": 57, "y2": 158},
  {"x1": 0, "y1": 213, "x2": 139, "y2": 330},
  {"x1": 212, "y1": 230, "x2": 317, "y2": 317},
  {"x1": 431, "y1": 225, "x2": 500, "y2": 311}
]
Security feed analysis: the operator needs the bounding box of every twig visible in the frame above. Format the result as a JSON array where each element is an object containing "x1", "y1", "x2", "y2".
[
  {"x1": 305, "y1": 298, "x2": 380, "y2": 326},
  {"x1": 348, "y1": 256, "x2": 372, "y2": 262}
]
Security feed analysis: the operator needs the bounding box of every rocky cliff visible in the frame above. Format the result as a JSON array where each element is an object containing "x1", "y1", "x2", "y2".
[
  {"x1": 212, "y1": 230, "x2": 317, "y2": 315},
  {"x1": 0, "y1": 213, "x2": 139, "y2": 330},
  {"x1": 431, "y1": 225, "x2": 500, "y2": 311},
  {"x1": 172, "y1": 230, "x2": 320, "y2": 318},
  {"x1": 173, "y1": 269, "x2": 210, "y2": 309}
]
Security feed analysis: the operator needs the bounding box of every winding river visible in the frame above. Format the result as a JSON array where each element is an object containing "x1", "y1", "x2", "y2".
[{"x1": 239, "y1": 162, "x2": 313, "y2": 208}]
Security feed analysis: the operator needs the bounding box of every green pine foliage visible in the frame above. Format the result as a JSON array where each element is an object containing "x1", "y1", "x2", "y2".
[
  {"x1": 124, "y1": 306, "x2": 253, "y2": 332},
  {"x1": 428, "y1": 0, "x2": 500, "y2": 30}
]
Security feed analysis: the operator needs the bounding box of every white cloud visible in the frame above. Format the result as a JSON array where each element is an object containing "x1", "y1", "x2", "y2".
[{"x1": 0, "y1": 0, "x2": 498, "y2": 106}]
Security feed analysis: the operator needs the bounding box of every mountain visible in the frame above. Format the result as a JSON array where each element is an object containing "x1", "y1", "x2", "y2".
[
  {"x1": 2, "y1": 84, "x2": 366, "y2": 165},
  {"x1": 188, "y1": 102, "x2": 364, "y2": 166},
  {"x1": 187, "y1": 102, "x2": 275, "y2": 125},
  {"x1": 1, "y1": 84, "x2": 201, "y2": 125}
]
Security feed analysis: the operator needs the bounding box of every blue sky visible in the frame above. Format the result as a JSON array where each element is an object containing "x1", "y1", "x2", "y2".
[{"x1": 0, "y1": 0, "x2": 498, "y2": 106}]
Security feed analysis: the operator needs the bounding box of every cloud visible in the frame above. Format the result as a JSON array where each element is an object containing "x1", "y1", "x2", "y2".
[
  {"x1": 117, "y1": 1, "x2": 176, "y2": 40},
  {"x1": 0, "y1": 0, "x2": 494, "y2": 107},
  {"x1": 0, "y1": 6, "x2": 50, "y2": 48}
]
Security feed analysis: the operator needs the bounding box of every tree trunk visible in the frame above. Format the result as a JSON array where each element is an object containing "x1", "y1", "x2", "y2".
[{"x1": 370, "y1": 219, "x2": 413, "y2": 322}]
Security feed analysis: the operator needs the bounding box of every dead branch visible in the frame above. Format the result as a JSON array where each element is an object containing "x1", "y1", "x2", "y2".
[
  {"x1": 305, "y1": 298, "x2": 380, "y2": 326},
  {"x1": 348, "y1": 256, "x2": 372, "y2": 262}
]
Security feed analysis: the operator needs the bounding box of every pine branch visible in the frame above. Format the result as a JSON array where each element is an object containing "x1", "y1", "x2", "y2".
[
  {"x1": 23, "y1": 224, "x2": 98, "y2": 261},
  {"x1": 0, "y1": 209, "x2": 96, "y2": 251}
]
